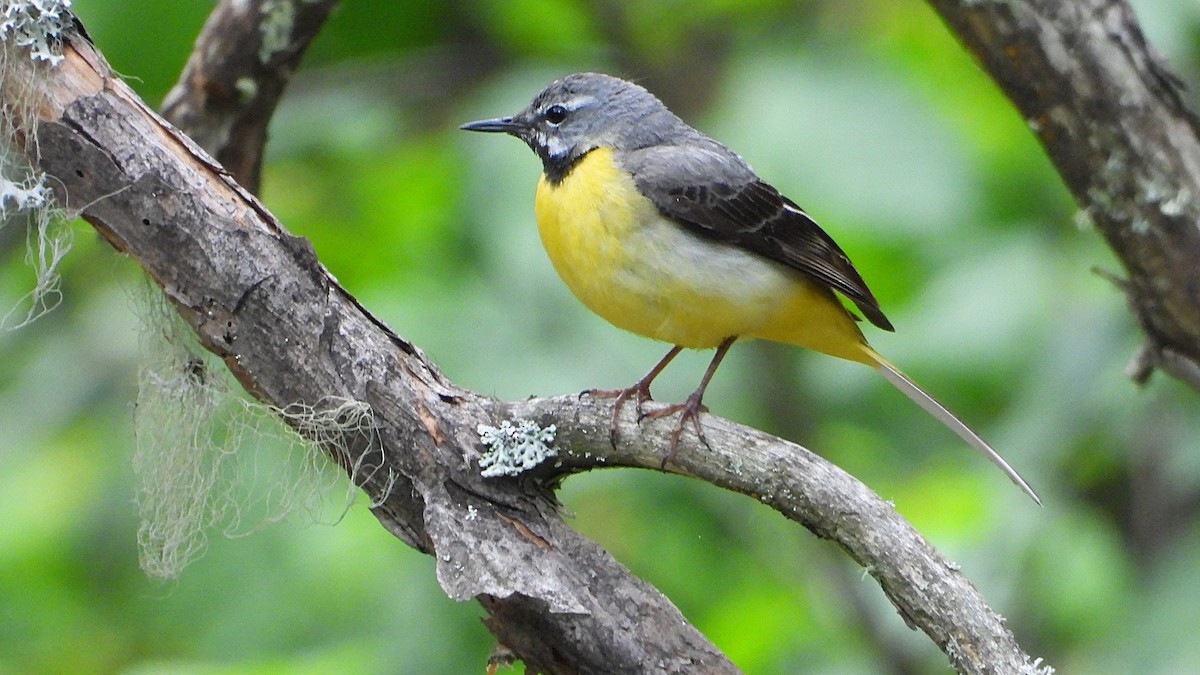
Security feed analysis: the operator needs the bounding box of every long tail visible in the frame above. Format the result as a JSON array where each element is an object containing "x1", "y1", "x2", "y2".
[{"x1": 864, "y1": 348, "x2": 1042, "y2": 505}]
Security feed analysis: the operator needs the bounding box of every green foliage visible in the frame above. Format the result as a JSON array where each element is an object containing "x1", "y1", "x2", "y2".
[
  {"x1": 4, "y1": 0, "x2": 1200, "y2": 672},
  {"x1": 474, "y1": 0, "x2": 603, "y2": 59}
]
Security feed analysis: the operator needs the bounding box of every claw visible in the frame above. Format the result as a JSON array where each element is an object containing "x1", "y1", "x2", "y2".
[
  {"x1": 644, "y1": 390, "x2": 712, "y2": 467},
  {"x1": 587, "y1": 338, "x2": 735, "y2": 463},
  {"x1": 588, "y1": 345, "x2": 684, "y2": 447},
  {"x1": 587, "y1": 380, "x2": 654, "y2": 446}
]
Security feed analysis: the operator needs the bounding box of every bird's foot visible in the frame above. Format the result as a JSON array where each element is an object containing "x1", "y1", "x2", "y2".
[
  {"x1": 585, "y1": 383, "x2": 654, "y2": 448},
  {"x1": 643, "y1": 390, "x2": 710, "y2": 468}
]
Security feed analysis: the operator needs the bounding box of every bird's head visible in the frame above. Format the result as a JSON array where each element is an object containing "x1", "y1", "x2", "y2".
[{"x1": 461, "y1": 72, "x2": 681, "y2": 177}]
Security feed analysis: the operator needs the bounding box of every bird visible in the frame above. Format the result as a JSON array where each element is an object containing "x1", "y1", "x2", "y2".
[{"x1": 461, "y1": 72, "x2": 1039, "y2": 504}]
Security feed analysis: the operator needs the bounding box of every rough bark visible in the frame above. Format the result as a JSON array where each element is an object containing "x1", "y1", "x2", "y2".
[
  {"x1": 1, "y1": 19, "x2": 1040, "y2": 675},
  {"x1": 927, "y1": 0, "x2": 1200, "y2": 390},
  {"x1": 160, "y1": 0, "x2": 340, "y2": 192}
]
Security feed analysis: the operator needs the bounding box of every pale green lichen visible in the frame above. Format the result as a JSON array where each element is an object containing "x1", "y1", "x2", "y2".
[
  {"x1": 258, "y1": 0, "x2": 295, "y2": 63},
  {"x1": 132, "y1": 284, "x2": 392, "y2": 579},
  {"x1": 235, "y1": 75, "x2": 258, "y2": 102},
  {"x1": 1160, "y1": 187, "x2": 1190, "y2": 217},
  {"x1": 477, "y1": 419, "x2": 557, "y2": 477},
  {"x1": 0, "y1": 172, "x2": 49, "y2": 210},
  {"x1": 1022, "y1": 656, "x2": 1056, "y2": 675},
  {"x1": 0, "y1": 2, "x2": 74, "y2": 329},
  {"x1": 1, "y1": 0, "x2": 73, "y2": 65}
]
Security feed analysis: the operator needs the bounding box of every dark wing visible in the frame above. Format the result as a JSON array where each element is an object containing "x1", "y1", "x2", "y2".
[{"x1": 625, "y1": 144, "x2": 893, "y2": 331}]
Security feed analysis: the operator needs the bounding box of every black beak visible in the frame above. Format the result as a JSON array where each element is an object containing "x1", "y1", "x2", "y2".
[{"x1": 460, "y1": 116, "x2": 526, "y2": 134}]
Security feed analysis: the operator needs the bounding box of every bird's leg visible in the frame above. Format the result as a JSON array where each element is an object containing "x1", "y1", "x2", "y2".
[
  {"x1": 644, "y1": 337, "x2": 736, "y2": 466},
  {"x1": 588, "y1": 345, "x2": 684, "y2": 446}
]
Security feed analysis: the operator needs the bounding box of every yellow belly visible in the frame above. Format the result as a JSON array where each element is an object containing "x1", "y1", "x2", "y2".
[{"x1": 534, "y1": 147, "x2": 872, "y2": 364}]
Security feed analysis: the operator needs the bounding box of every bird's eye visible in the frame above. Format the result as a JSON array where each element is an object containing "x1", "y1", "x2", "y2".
[{"x1": 544, "y1": 104, "x2": 568, "y2": 125}]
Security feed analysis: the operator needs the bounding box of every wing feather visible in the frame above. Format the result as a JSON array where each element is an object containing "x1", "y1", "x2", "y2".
[{"x1": 623, "y1": 144, "x2": 893, "y2": 331}]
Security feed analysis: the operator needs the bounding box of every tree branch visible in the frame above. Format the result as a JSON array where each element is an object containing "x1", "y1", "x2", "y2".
[
  {"x1": 505, "y1": 395, "x2": 1036, "y2": 673},
  {"x1": 2, "y1": 21, "x2": 1043, "y2": 674},
  {"x1": 160, "y1": 0, "x2": 339, "y2": 192},
  {"x1": 927, "y1": 0, "x2": 1200, "y2": 390}
]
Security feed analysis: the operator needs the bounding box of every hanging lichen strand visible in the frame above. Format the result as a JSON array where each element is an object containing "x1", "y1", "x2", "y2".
[
  {"x1": 131, "y1": 283, "x2": 396, "y2": 579},
  {"x1": 0, "y1": 0, "x2": 75, "y2": 329}
]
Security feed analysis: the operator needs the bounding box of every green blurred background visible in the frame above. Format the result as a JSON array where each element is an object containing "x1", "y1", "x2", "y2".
[{"x1": 3, "y1": 0, "x2": 1200, "y2": 672}]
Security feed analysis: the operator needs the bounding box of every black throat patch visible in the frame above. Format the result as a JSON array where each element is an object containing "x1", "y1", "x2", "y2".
[{"x1": 540, "y1": 147, "x2": 594, "y2": 186}]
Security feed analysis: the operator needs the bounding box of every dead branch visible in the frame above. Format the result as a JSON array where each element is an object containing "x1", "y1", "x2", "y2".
[{"x1": 928, "y1": 0, "x2": 1200, "y2": 390}]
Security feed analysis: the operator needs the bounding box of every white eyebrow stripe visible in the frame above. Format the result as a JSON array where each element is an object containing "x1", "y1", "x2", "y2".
[{"x1": 551, "y1": 94, "x2": 594, "y2": 112}]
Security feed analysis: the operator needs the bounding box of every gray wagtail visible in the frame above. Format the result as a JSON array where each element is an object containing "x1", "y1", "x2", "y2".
[{"x1": 462, "y1": 72, "x2": 1038, "y2": 503}]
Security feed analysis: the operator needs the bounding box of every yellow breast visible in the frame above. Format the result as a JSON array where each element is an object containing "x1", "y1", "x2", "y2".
[{"x1": 534, "y1": 146, "x2": 871, "y2": 362}]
